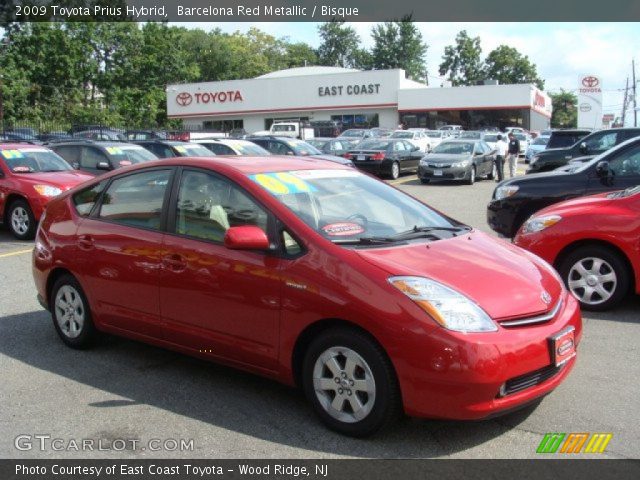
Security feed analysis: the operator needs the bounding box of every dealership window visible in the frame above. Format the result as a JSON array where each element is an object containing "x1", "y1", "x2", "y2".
[
  {"x1": 264, "y1": 117, "x2": 309, "y2": 130},
  {"x1": 203, "y1": 120, "x2": 243, "y2": 133},
  {"x1": 330, "y1": 113, "x2": 379, "y2": 128},
  {"x1": 400, "y1": 109, "x2": 530, "y2": 131}
]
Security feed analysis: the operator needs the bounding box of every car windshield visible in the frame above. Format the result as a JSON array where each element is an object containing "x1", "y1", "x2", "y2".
[
  {"x1": 307, "y1": 139, "x2": 328, "y2": 148},
  {"x1": 532, "y1": 137, "x2": 549, "y2": 146},
  {"x1": 173, "y1": 143, "x2": 215, "y2": 157},
  {"x1": 0, "y1": 148, "x2": 73, "y2": 173},
  {"x1": 460, "y1": 131, "x2": 481, "y2": 139},
  {"x1": 272, "y1": 124, "x2": 296, "y2": 132},
  {"x1": 1, "y1": 148, "x2": 72, "y2": 173},
  {"x1": 483, "y1": 134, "x2": 499, "y2": 142},
  {"x1": 391, "y1": 132, "x2": 414, "y2": 139},
  {"x1": 284, "y1": 140, "x2": 322, "y2": 156},
  {"x1": 227, "y1": 142, "x2": 270, "y2": 156},
  {"x1": 357, "y1": 140, "x2": 392, "y2": 151},
  {"x1": 249, "y1": 169, "x2": 461, "y2": 244},
  {"x1": 425, "y1": 132, "x2": 443, "y2": 138},
  {"x1": 340, "y1": 130, "x2": 365, "y2": 138},
  {"x1": 106, "y1": 145, "x2": 158, "y2": 164},
  {"x1": 432, "y1": 142, "x2": 473, "y2": 154}
]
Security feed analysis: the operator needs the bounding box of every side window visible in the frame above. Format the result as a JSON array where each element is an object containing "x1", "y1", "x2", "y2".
[
  {"x1": 72, "y1": 180, "x2": 109, "y2": 216},
  {"x1": 98, "y1": 170, "x2": 171, "y2": 230},
  {"x1": 216, "y1": 144, "x2": 235, "y2": 155},
  {"x1": 393, "y1": 142, "x2": 406, "y2": 152},
  {"x1": 269, "y1": 141, "x2": 291, "y2": 155},
  {"x1": 175, "y1": 170, "x2": 269, "y2": 242},
  {"x1": 54, "y1": 146, "x2": 81, "y2": 165},
  {"x1": 81, "y1": 147, "x2": 110, "y2": 169},
  {"x1": 585, "y1": 132, "x2": 617, "y2": 151},
  {"x1": 608, "y1": 144, "x2": 640, "y2": 177},
  {"x1": 331, "y1": 141, "x2": 342, "y2": 151}
]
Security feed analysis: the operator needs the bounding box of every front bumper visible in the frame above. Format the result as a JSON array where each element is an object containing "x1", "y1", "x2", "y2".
[
  {"x1": 419, "y1": 164, "x2": 470, "y2": 181},
  {"x1": 400, "y1": 293, "x2": 582, "y2": 420},
  {"x1": 487, "y1": 197, "x2": 519, "y2": 237}
]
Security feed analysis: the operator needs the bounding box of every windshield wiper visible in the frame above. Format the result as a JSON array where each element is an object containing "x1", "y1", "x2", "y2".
[
  {"x1": 390, "y1": 225, "x2": 471, "y2": 240},
  {"x1": 331, "y1": 236, "x2": 402, "y2": 245}
]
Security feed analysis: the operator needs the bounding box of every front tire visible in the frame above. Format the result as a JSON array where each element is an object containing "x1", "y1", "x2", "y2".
[
  {"x1": 488, "y1": 163, "x2": 497, "y2": 180},
  {"x1": 302, "y1": 328, "x2": 401, "y2": 437},
  {"x1": 51, "y1": 274, "x2": 99, "y2": 348},
  {"x1": 558, "y1": 246, "x2": 630, "y2": 311},
  {"x1": 419, "y1": 177, "x2": 430, "y2": 184},
  {"x1": 8, "y1": 199, "x2": 36, "y2": 240},
  {"x1": 465, "y1": 166, "x2": 476, "y2": 185}
]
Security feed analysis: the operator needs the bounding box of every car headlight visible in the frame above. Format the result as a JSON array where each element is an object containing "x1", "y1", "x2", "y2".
[
  {"x1": 521, "y1": 214, "x2": 562, "y2": 234},
  {"x1": 389, "y1": 276, "x2": 497, "y2": 333},
  {"x1": 451, "y1": 160, "x2": 471, "y2": 168},
  {"x1": 495, "y1": 185, "x2": 519, "y2": 200},
  {"x1": 33, "y1": 185, "x2": 62, "y2": 197}
]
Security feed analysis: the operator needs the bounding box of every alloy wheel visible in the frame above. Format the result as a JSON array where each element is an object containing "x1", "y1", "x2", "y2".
[
  {"x1": 312, "y1": 346, "x2": 376, "y2": 423},
  {"x1": 11, "y1": 206, "x2": 30, "y2": 235},
  {"x1": 54, "y1": 285, "x2": 86, "y2": 339}
]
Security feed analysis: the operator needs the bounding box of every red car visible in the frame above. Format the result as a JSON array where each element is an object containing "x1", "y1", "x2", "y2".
[
  {"x1": 0, "y1": 144, "x2": 94, "y2": 239},
  {"x1": 32, "y1": 156, "x2": 581, "y2": 436},
  {"x1": 515, "y1": 185, "x2": 640, "y2": 311}
]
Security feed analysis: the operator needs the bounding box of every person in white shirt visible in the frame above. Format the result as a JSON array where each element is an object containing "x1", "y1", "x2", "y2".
[{"x1": 494, "y1": 134, "x2": 508, "y2": 182}]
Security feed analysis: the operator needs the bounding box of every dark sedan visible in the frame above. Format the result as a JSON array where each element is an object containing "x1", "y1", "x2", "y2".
[
  {"x1": 418, "y1": 140, "x2": 495, "y2": 185},
  {"x1": 132, "y1": 140, "x2": 213, "y2": 158},
  {"x1": 306, "y1": 137, "x2": 360, "y2": 156},
  {"x1": 488, "y1": 136, "x2": 640, "y2": 237},
  {"x1": 344, "y1": 139, "x2": 422, "y2": 179}
]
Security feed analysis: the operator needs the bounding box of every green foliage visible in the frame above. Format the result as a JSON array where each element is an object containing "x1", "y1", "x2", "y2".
[
  {"x1": 371, "y1": 16, "x2": 428, "y2": 82},
  {"x1": 484, "y1": 45, "x2": 545, "y2": 89},
  {"x1": 317, "y1": 20, "x2": 366, "y2": 69},
  {"x1": 439, "y1": 30, "x2": 483, "y2": 86},
  {"x1": 550, "y1": 90, "x2": 577, "y2": 128}
]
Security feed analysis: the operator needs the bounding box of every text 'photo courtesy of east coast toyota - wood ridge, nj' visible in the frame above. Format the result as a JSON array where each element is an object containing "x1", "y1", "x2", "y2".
[{"x1": 0, "y1": 1, "x2": 639, "y2": 479}]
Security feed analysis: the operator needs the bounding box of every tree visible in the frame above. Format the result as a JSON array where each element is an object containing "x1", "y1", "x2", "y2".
[
  {"x1": 550, "y1": 90, "x2": 577, "y2": 128},
  {"x1": 438, "y1": 30, "x2": 484, "y2": 86},
  {"x1": 484, "y1": 45, "x2": 544, "y2": 89},
  {"x1": 317, "y1": 20, "x2": 363, "y2": 69},
  {"x1": 284, "y1": 42, "x2": 318, "y2": 68},
  {"x1": 371, "y1": 16, "x2": 428, "y2": 82}
]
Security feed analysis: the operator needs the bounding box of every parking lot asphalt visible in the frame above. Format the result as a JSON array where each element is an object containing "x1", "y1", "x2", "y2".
[{"x1": 1, "y1": 166, "x2": 638, "y2": 459}]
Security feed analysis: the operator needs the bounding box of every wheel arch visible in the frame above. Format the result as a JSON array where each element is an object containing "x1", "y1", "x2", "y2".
[
  {"x1": 46, "y1": 267, "x2": 75, "y2": 306},
  {"x1": 290, "y1": 318, "x2": 401, "y2": 395},
  {"x1": 554, "y1": 238, "x2": 636, "y2": 293}
]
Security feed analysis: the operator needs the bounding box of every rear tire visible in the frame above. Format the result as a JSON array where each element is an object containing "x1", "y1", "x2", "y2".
[
  {"x1": 389, "y1": 162, "x2": 400, "y2": 180},
  {"x1": 302, "y1": 327, "x2": 402, "y2": 437},
  {"x1": 7, "y1": 199, "x2": 36, "y2": 240},
  {"x1": 51, "y1": 274, "x2": 99, "y2": 348},
  {"x1": 558, "y1": 245, "x2": 630, "y2": 311}
]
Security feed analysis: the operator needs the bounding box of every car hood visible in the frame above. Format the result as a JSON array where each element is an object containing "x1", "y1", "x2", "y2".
[
  {"x1": 534, "y1": 191, "x2": 613, "y2": 217},
  {"x1": 355, "y1": 230, "x2": 563, "y2": 319},
  {"x1": 423, "y1": 153, "x2": 471, "y2": 163},
  {"x1": 14, "y1": 170, "x2": 95, "y2": 189}
]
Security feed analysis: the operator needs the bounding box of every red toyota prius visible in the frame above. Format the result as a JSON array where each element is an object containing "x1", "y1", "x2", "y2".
[
  {"x1": 32, "y1": 156, "x2": 582, "y2": 436},
  {"x1": 515, "y1": 185, "x2": 640, "y2": 311}
]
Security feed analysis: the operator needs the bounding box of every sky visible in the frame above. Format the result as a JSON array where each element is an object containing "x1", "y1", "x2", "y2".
[{"x1": 176, "y1": 22, "x2": 640, "y2": 123}]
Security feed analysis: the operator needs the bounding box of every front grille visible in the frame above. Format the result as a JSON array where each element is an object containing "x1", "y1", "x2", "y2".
[
  {"x1": 499, "y1": 299, "x2": 563, "y2": 327},
  {"x1": 499, "y1": 364, "x2": 564, "y2": 397}
]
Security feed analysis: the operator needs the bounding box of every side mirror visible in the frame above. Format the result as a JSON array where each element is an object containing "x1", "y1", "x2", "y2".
[
  {"x1": 224, "y1": 225, "x2": 270, "y2": 250},
  {"x1": 579, "y1": 142, "x2": 588, "y2": 154},
  {"x1": 96, "y1": 161, "x2": 111, "y2": 171},
  {"x1": 595, "y1": 160, "x2": 610, "y2": 177}
]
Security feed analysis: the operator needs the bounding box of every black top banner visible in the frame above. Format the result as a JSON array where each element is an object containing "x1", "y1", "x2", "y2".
[{"x1": 4, "y1": 0, "x2": 640, "y2": 22}]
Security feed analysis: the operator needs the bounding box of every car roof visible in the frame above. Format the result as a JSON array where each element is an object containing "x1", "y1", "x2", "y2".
[
  {"x1": 0, "y1": 143, "x2": 49, "y2": 149},
  {"x1": 99, "y1": 156, "x2": 353, "y2": 176}
]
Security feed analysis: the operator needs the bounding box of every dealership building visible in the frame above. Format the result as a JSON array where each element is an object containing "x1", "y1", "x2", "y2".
[{"x1": 166, "y1": 67, "x2": 552, "y2": 133}]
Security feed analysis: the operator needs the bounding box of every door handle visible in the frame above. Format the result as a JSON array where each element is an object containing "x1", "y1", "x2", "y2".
[
  {"x1": 78, "y1": 234, "x2": 94, "y2": 250},
  {"x1": 162, "y1": 254, "x2": 187, "y2": 272}
]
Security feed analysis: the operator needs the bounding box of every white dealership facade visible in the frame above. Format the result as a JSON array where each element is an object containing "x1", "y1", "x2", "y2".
[{"x1": 166, "y1": 67, "x2": 552, "y2": 133}]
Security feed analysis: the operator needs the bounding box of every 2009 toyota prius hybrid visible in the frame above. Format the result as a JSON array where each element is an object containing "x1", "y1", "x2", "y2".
[{"x1": 32, "y1": 156, "x2": 582, "y2": 437}]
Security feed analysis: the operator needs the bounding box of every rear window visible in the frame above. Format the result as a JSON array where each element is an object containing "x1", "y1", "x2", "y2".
[{"x1": 547, "y1": 132, "x2": 590, "y2": 149}]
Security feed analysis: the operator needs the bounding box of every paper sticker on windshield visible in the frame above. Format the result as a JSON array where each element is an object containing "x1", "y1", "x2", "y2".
[
  {"x1": 250, "y1": 172, "x2": 315, "y2": 195},
  {"x1": 12, "y1": 166, "x2": 31, "y2": 173},
  {"x1": 106, "y1": 147, "x2": 123, "y2": 155},
  {"x1": 321, "y1": 222, "x2": 364, "y2": 236},
  {"x1": 118, "y1": 160, "x2": 132, "y2": 167},
  {"x1": 175, "y1": 146, "x2": 187, "y2": 153},
  {"x1": 290, "y1": 169, "x2": 359, "y2": 179},
  {"x1": 1, "y1": 149, "x2": 25, "y2": 159}
]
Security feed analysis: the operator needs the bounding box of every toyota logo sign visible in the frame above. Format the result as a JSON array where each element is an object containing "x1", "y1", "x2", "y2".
[
  {"x1": 582, "y1": 76, "x2": 599, "y2": 88},
  {"x1": 176, "y1": 92, "x2": 193, "y2": 106}
]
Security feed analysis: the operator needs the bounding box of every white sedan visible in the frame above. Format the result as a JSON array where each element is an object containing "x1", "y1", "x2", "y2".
[{"x1": 390, "y1": 130, "x2": 432, "y2": 152}]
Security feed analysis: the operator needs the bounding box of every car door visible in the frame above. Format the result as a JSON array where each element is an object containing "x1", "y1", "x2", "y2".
[
  {"x1": 479, "y1": 142, "x2": 494, "y2": 175},
  {"x1": 80, "y1": 146, "x2": 111, "y2": 175},
  {"x1": 587, "y1": 141, "x2": 640, "y2": 194},
  {"x1": 159, "y1": 168, "x2": 281, "y2": 370},
  {"x1": 74, "y1": 168, "x2": 173, "y2": 339}
]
